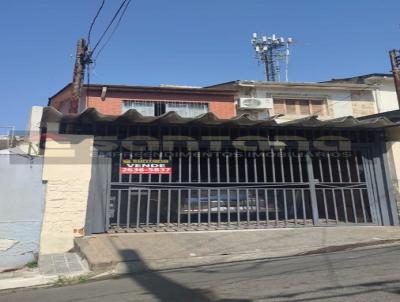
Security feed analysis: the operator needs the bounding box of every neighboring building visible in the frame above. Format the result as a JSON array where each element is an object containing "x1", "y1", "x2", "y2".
[
  {"x1": 208, "y1": 80, "x2": 383, "y2": 122},
  {"x1": 48, "y1": 83, "x2": 236, "y2": 119},
  {"x1": 326, "y1": 73, "x2": 399, "y2": 113}
]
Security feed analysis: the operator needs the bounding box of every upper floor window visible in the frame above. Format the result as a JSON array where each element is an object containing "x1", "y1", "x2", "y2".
[
  {"x1": 123, "y1": 100, "x2": 209, "y2": 117},
  {"x1": 273, "y1": 98, "x2": 327, "y2": 116}
]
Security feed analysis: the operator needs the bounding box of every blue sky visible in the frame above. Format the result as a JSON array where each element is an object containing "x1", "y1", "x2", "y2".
[{"x1": 0, "y1": 0, "x2": 399, "y2": 129}]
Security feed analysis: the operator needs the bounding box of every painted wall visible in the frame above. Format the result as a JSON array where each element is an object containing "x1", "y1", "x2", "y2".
[
  {"x1": 385, "y1": 127, "x2": 400, "y2": 222},
  {"x1": 237, "y1": 87, "x2": 366, "y2": 122},
  {"x1": 376, "y1": 80, "x2": 399, "y2": 113},
  {"x1": 0, "y1": 152, "x2": 45, "y2": 271},
  {"x1": 40, "y1": 131, "x2": 94, "y2": 254}
]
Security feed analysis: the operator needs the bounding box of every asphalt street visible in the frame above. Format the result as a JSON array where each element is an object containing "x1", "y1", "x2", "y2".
[{"x1": 1, "y1": 244, "x2": 400, "y2": 302}]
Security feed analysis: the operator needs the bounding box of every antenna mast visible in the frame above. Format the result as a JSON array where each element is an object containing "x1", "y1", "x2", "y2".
[{"x1": 251, "y1": 33, "x2": 293, "y2": 82}]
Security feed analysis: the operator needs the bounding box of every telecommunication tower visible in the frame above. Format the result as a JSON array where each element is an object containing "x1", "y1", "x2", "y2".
[{"x1": 251, "y1": 33, "x2": 293, "y2": 82}]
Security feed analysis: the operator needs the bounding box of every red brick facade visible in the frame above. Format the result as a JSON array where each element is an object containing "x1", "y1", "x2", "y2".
[{"x1": 49, "y1": 84, "x2": 236, "y2": 119}]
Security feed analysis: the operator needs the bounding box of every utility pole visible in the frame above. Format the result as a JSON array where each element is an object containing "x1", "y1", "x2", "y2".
[
  {"x1": 71, "y1": 38, "x2": 91, "y2": 113},
  {"x1": 389, "y1": 49, "x2": 400, "y2": 109}
]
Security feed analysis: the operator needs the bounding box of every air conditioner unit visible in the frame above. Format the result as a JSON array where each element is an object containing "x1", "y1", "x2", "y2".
[{"x1": 238, "y1": 98, "x2": 273, "y2": 109}]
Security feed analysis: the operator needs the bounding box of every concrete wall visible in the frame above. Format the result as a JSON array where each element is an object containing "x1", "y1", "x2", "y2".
[
  {"x1": 39, "y1": 132, "x2": 94, "y2": 254},
  {"x1": 237, "y1": 87, "x2": 365, "y2": 121},
  {"x1": 385, "y1": 127, "x2": 400, "y2": 221},
  {"x1": 376, "y1": 80, "x2": 399, "y2": 113},
  {"x1": 0, "y1": 152, "x2": 45, "y2": 271}
]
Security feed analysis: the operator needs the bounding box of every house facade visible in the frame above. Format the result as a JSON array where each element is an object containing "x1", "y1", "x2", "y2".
[
  {"x1": 208, "y1": 80, "x2": 384, "y2": 122},
  {"x1": 48, "y1": 83, "x2": 236, "y2": 119}
]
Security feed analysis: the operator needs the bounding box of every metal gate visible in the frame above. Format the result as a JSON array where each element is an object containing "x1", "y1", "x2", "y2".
[{"x1": 107, "y1": 147, "x2": 380, "y2": 232}]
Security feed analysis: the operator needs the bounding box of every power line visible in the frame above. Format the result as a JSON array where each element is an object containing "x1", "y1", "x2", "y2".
[
  {"x1": 91, "y1": 0, "x2": 129, "y2": 54},
  {"x1": 87, "y1": 0, "x2": 106, "y2": 46},
  {"x1": 95, "y1": 0, "x2": 132, "y2": 61}
]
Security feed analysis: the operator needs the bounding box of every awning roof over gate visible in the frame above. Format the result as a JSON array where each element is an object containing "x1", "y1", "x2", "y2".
[{"x1": 40, "y1": 107, "x2": 398, "y2": 129}]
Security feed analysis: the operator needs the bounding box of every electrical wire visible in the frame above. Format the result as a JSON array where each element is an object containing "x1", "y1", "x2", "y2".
[
  {"x1": 87, "y1": 0, "x2": 106, "y2": 47},
  {"x1": 91, "y1": 0, "x2": 129, "y2": 54},
  {"x1": 94, "y1": 0, "x2": 132, "y2": 61}
]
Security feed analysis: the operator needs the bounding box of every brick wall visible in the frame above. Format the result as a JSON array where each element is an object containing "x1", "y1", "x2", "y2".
[{"x1": 85, "y1": 89, "x2": 236, "y2": 119}]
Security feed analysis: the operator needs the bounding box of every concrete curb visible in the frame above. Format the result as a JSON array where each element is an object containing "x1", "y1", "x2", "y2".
[{"x1": 75, "y1": 227, "x2": 400, "y2": 275}]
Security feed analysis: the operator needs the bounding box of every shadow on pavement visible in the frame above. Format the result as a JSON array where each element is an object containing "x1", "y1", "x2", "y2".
[{"x1": 119, "y1": 249, "x2": 250, "y2": 302}]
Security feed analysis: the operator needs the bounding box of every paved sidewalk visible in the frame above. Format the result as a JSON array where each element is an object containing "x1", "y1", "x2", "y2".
[
  {"x1": 0, "y1": 253, "x2": 89, "y2": 291},
  {"x1": 75, "y1": 226, "x2": 400, "y2": 274},
  {"x1": 39, "y1": 253, "x2": 86, "y2": 275}
]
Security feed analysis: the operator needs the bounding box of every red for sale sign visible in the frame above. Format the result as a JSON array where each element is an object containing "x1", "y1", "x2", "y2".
[{"x1": 120, "y1": 159, "x2": 172, "y2": 175}]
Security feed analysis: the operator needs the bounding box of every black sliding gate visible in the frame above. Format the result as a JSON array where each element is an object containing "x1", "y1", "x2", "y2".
[{"x1": 106, "y1": 145, "x2": 389, "y2": 232}]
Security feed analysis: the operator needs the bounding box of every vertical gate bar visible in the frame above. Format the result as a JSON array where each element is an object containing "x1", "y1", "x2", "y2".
[
  {"x1": 136, "y1": 189, "x2": 141, "y2": 229},
  {"x1": 244, "y1": 156, "x2": 249, "y2": 183},
  {"x1": 187, "y1": 189, "x2": 191, "y2": 226},
  {"x1": 283, "y1": 190, "x2": 288, "y2": 226},
  {"x1": 227, "y1": 189, "x2": 231, "y2": 225},
  {"x1": 327, "y1": 153, "x2": 333, "y2": 183},
  {"x1": 226, "y1": 153, "x2": 230, "y2": 183},
  {"x1": 188, "y1": 153, "x2": 192, "y2": 183},
  {"x1": 280, "y1": 149, "x2": 285, "y2": 183},
  {"x1": 129, "y1": 145, "x2": 133, "y2": 183},
  {"x1": 332, "y1": 189, "x2": 339, "y2": 224},
  {"x1": 274, "y1": 189, "x2": 278, "y2": 226},
  {"x1": 116, "y1": 190, "x2": 121, "y2": 228},
  {"x1": 318, "y1": 158, "x2": 324, "y2": 183},
  {"x1": 341, "y1": 189, "x2": 348, "y2": 223},
  {"x1": 157, "y1": 189, "x2": 161, "y2": 227},
  {"x1": 354, "y1": 153, "x2": 361, "y2": 182},
  {"x1": 272, "y1": 149, "x2": 276, "y2": 183},
  {"x1": 208, "y1": 189, "x2": 211, "y2": 227},
  {"x1": 167, "y1": 190, "x2": 171, "y2": 226},
  {"x1": 246, "y1": 189, "x2": 250, "y2": 225},
  {"x1": 359, "y1": 188, "x2": 367, "y2": 223},
  {"x1": 198, "y1": 189, "x2": 201, "y2": 226},
  {"x1": 146, "y1": 190, "x2": 150, "y2": 227},
  {"x1": 306, "y1": 152, "x2": 319, "y2": 226},
  {"x1": 235, "y1": 151, "x2": 239, "y2": 183},
  {"x1": 322, "y1": 188, "x2": 329, "y2": 224},
  {"x1": 350, "y1": 189, "x2": 358, "y2": 224},
  {"x1": 177, "y1": 190, "x2": 181, "y2": 228},
  {"x1": 362, "y1": 153, "x2": 380, "y2": 225},
  {"x1": 198, "y1": 151, "x2": 201, "y2": 183},
  {"x1": 254, "y1": 156, "x2": 258, "y2": 183},
  {"x1": 236, "y1": 189, "x2": 241, "y2": 226},
  {"x1": 179, "y1": 152, "x2": 182, "y2": 183},
  {"x1": 118, "y1": 146, "x2": 123, "y2": 183},
  {"x1": 127, "y1": 189, "x2": 132, "y2": 229},
  {"x1": 217, "y1": 189, "x2": 221, "y2": 227},
  {"x1": 298, "y1": 152, "x2": 303, "y2": 183},
  {"x1": 139, "y1": 151, "x2": 143, "y2": 184},
  {"x1": 256, "y1": 189, "x2": 260, "y2": 225},
  {"x1": 148, "y1": 151, "x2": 152, "y2": 184},
  {"x1": 337, "y1": 157, "x2": 343, "y2": 183},
  {"x1": 289, "y1": 151, "x2": 294, "y2": 183},
  {"x1": 262, "y1": 152, "x2": 267, "y2": 183},
  {"x1": 216, "y1": 153, "x2": 221, "y2": 183},
  {"x1": 168, "y1": 154, "x2": 172, "y2": 183},
  {"x1": 293, "y1": 189, "x2": 297, "y2": 226},
  {"x1": 207, "y1": 155, "x2": 211, "y2": 183},
  {"x1": 301, "y1": 189, "x2": 306, "y2": 225},
  {"x1": 158, "y1": 152, "x2": 163, "y2": 183},
  {"x1": 265, "y1": 189, "x2": 269, "y2": 226},
  {"x1": 346, "y1": 157, "x2": 352, "y2": 182}
]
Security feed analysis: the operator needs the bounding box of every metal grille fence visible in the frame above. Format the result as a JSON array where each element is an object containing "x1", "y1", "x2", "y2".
[{"x1": 108, "y1": 148, "x2": 374, "y2": 232}]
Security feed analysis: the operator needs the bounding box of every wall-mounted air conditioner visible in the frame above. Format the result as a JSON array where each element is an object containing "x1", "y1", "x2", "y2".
[{"x1": 238, "y1": 98, "x2": 273, "y2": 109}]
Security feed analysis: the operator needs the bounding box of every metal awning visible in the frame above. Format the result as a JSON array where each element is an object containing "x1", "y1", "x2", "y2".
[{"x1": 40, "y1": 106, "x2": 398, "y2": 129}]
